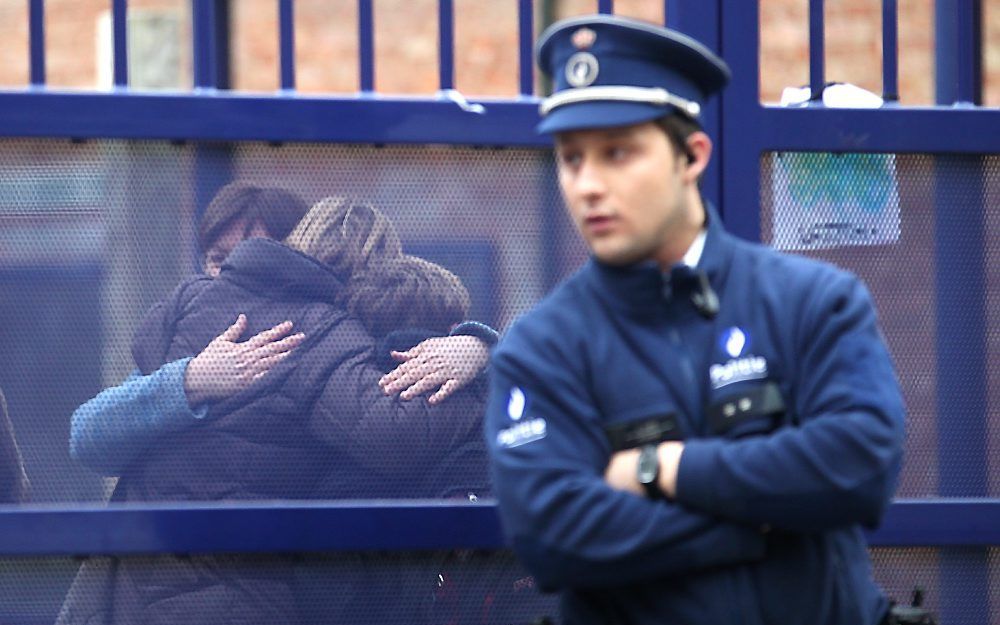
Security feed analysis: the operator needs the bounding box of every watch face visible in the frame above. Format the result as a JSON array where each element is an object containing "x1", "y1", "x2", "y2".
[{"x1": 637, "y1": 445, "x2": 659, "y2": 484}]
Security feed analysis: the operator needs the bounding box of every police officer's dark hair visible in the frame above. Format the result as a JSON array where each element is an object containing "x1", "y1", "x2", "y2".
[
  {"x1": 198, "y1": 181, "x2": 309, "y2": 255},
  {"x1": 654, "y1": 114, "x2": 700, "y2": 163}
]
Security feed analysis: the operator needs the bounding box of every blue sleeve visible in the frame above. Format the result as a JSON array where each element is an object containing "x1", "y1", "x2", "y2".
[
  {"x1": 69, "y1": 359, "x2": 208, "y2": 476},
  {"x1": 486, "y1": 331, "x2": 766, "y2": 591},
  {"x1": 676, "y1": 274, "x2": 906, "y2": 532}
]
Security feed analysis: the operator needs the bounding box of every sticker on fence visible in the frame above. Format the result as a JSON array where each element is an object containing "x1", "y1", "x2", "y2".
[{"x1": 770, "y1": 84, "x2": 900, "y2": 251}]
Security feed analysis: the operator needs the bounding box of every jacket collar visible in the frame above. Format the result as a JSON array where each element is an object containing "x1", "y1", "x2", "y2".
[
  {"x1": 584, "y1": 202, "x2": 735, "y2": 315},
  {"x1": 220, "y1": 238, "x2": 344, "y2": 303}
]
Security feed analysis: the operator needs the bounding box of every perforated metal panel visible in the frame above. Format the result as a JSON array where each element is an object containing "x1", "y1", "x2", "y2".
[
  {"x1": 0, "y1": 551, "x2": 558, "y2": 625},
  {"x1": 0, "y1": 138, "x2": 575, "y2": 506},
  {"x1": 870, "y1": 547, "x2": 1000, "y2": 625},
  {"x1": 0, "y1": 549, "x2": 995, "y2": 624},
  {"x1": 761, "y1": 153, "x2": 1000, "y2": 499}
]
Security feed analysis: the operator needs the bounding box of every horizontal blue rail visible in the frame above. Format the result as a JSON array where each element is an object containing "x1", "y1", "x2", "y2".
[
  {"x1": 0, "y1": 92, "x2": 548, "y2": 146},
  {"x1": 741, "y1": 105, "x2": 1000, "y2": 153},
  {"x1": 0, "y1": 500, "x2": 993, "y2": 557},
  {"x1": 1, "y1": 91, "x2": 999, "y2": 152}
]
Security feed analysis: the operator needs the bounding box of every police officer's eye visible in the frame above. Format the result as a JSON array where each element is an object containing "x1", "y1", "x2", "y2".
[
  {"x1": 607, "y1": 146, "x2": 630, "y2": 160},
  {"x1": 558, "y1": 151, "x2": 582, "y2": 168}
]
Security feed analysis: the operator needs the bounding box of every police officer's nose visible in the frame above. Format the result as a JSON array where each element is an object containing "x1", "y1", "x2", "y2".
[{"x1": 573, "y1": 158, "x2": 607, "y2": 203}]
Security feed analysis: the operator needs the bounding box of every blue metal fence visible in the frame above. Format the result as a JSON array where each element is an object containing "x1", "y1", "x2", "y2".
[{"x1": 1, "y1": 0, "x2": 998, "y2": 621}]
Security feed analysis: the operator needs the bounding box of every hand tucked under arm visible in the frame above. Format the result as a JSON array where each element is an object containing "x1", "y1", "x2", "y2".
[{"x1": 378, "y1": 335, "x2": 489, "y2": 404}]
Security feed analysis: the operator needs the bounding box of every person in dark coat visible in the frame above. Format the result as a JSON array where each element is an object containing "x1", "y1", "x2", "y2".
[{"x1": 103, "y1": 197, "x2": 487, "y2": 624}]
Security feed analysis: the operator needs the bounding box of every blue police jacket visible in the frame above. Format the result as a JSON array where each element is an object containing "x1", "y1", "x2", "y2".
[{"x1": 485, "y1": 208, "x2": 906, "y2": 625}]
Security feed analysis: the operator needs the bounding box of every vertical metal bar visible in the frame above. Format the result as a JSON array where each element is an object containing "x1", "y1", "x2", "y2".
[
  {"x1": 808, "y1": 0, "x2": 825, "y2": 101},
  {"x1": 192, "y1": 0, "x2": 217, "y2": 88},
  {"x1": 112, "y1": 0, "x2": 129, "y2": 87},
  {"x1": 958, "y1": 0, "x2": 982, "y2": 103},
  {"x1": 935, "y1": 0, "x2": 982, "y2": 104},
  {"x1": 718, "y1": 0, "x2": 760, "y2": 241},
  {"x1": 517, "y1": 0, "x2": 533, "y2": 96},
  {"x1": 358, "y1": 0, "x2": 375, "y2": 92},
  {"x1": 881, "y1": 0, "x2": 898, "y2": 101},
  {"x1": 438, "y1": 0, "x2": 454, "y2": 90},
  {"x1": 666, "y1": 0, "x2": 723, "y2": 218},
  {"x1": 934, "y1": 12, "x2": 987, "y2": 621},
  {"x1": 191, "y1": 0, "x2": 231, "y2": 89},
  {"x1": 934, "y1": 153, "x2": 989, "y2": 625},
  {"x1": 215, "y1": 0, "x2": 231, "y2": 89},
  {"x1": 28, "y1": 0, "x2": 45, "y2": 86},
  {"x1": 279, "y1": 0, "x2": 295, "y2": 90},
  {"x1": 597, "y1": 0, "x2": 613, "y2": 14}
]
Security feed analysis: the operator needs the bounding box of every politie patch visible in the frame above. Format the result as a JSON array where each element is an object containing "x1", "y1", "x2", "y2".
[
  {"x1": 508, "y1": 386, "x2": 526, "y2": 420},
  {"x1": 719, "y1": 326, "x2": 750, "y2": 358},
  {"x1": 497, "y1": 387, "x2": 547, "y2": 448},
  {"x1": 711, "y1": 327, "x2": 768, "y2": 389}
]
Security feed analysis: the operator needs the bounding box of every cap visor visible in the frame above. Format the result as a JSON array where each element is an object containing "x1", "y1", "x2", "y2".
[{"x1": 536, "y1": 100, "x2": 676, "y2": 134}]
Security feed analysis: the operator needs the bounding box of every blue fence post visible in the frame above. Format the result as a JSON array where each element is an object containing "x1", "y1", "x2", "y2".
[
  {"x1": 881, "y1": 0, "x2": 898, "y2": 101},
  {"x1": 279, "y1": 0, "x2": 295, "y2": 91},
  {"x1": 935, "y1": 4, "x2": 987, "y2": 624},
  {"x1": 933, "y1": 154, "x2": 989, "y2": 625},
  {"x1": 665, "y1": 0, "x2": 723, "y2": 220},
  {"x1": 193, "y1": 0, "x2": 231, "y2": 89},
  {"x1": 192, "y1": 0, "x2": 234, "y2": 268},
  {"x1": 438, "y1": 0, "x2": 455, "y2": 90},
  {"x1": 935, "y1": 0, "x2": 982, "y2": 105},
  {"x1": 28, "y1": 0, "x2": 45, "y2": 86},
  {"x1": 517, "y1": 0, "x2": 534, "y2": 96},
  {"x1": 359, "y1": 0, "x2": 375, "y2": 92},
  {"x1": 112, "y1": 0, "x2": 129, "y2": 87},
  {"x1": 808, "y1": 0, "x2": 824, "y2": 101}
]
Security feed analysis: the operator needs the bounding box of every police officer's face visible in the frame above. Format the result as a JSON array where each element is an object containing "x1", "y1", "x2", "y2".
[{"x1": 555, "y1": 121, "x2": 703, "y2": 268}]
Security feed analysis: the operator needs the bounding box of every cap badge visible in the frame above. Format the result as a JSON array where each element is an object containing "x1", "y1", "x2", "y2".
[
  {"x1": 565, "y1": 52, "x2": 599, "y2": 88},
  {"x1": 571, "y1": 27, "x2": 596, "y2": 49}
]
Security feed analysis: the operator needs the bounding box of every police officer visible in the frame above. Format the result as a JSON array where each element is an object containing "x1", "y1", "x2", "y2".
[{"x1": 485, "y1": 14, "x2": 906, "y2": 625}]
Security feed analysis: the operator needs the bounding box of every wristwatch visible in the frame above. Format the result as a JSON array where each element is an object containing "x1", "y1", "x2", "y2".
[{"x1": 636, "y1": 444, "x2": 664, "y2": 500}]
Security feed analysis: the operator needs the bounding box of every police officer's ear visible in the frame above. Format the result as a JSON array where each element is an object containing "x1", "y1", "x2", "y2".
[{"x1": 681, "y1": 131, "x2": 712, "y2": 184}]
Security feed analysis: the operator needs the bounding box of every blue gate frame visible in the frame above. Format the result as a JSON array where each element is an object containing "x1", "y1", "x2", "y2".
[{"x1": 1, "y1": 0, "x2": 998, "y2": 622}]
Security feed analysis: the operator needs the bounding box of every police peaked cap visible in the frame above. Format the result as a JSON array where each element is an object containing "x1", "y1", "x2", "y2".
[{"x1": 535, "y1": 14, "x2": 731, "y2": 134}]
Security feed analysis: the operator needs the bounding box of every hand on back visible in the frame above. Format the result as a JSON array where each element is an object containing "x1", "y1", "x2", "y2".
[
  {"x1": 379, "y1": 335, "x2": 489, "y2": 404},
  {"x1": 183, "y1": 314, "x2": 305, "y2": 407}
]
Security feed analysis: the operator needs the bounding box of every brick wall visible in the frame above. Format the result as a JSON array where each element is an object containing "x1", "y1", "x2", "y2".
[{"x1": 1, "y1": 1, "x2": 997, "y2": 105}]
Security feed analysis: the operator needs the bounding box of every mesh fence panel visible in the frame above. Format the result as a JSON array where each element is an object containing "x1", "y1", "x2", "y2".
[
  {"x1": 762, "y1": 152, "x2": 1000, "y2": 499},
  {"x1": 0, "y1": 140, "x2": 995, "y2": 622},
  {"x1": 0, "y1": 551, "x2": 560, "y2": 625},
  {"x1": 870, "y1": 547, "x2": 1000, "y2": 624},
  {"x1": 0, "y1": 548, "x2": 995, "y2": 624},
  {"x1": 0, "y1": 139, "x2": 576, "y2": 505}
]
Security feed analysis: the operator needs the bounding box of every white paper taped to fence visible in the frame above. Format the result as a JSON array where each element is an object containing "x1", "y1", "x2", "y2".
[{"x1": 770, "y1": 84, "x2": 900, "y2": 251}]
